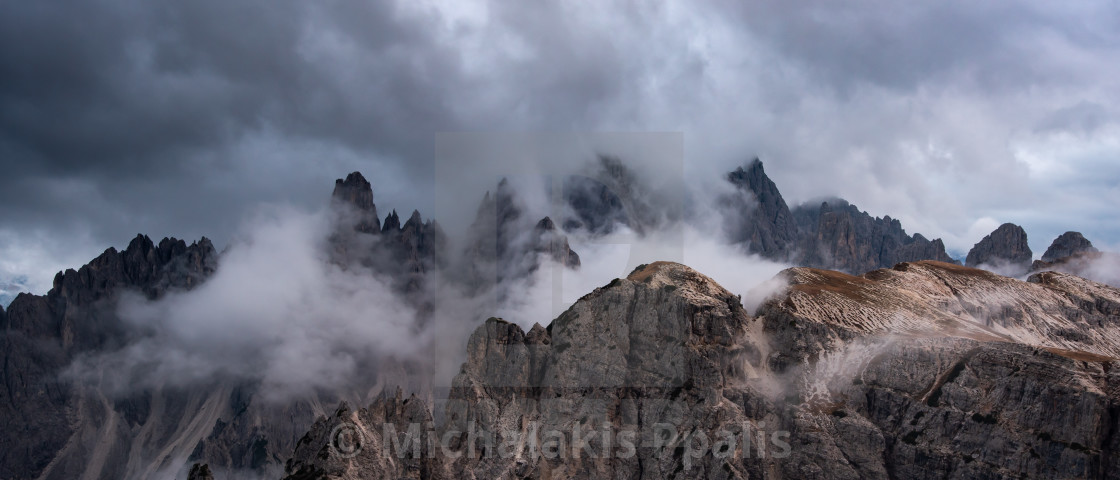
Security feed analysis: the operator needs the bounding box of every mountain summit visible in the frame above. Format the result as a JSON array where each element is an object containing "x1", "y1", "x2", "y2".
[
  {"x1": 331, "y1": 171, "x2": 380, "y2": 233},
  {"x1": 965, "y1": 223, "x2": 1033, "y2": 273},
  {"x1": 286, "y1": 260, "x2": 1120, "y2": 479},
  {"x1": 722, "y1": 159, "x2": 957, "y2": 272},
  {"x1": 1041, "y1": 231, "x2": 1098, "y2": 262}
]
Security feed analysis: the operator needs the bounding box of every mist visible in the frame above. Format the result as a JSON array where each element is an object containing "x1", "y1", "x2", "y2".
[
  {"x1": 61, "y1": 150, "x2": 798, "y2": 403},
  {"x1": 64, "y1": 205, "x2": 426, "y2": 401}
]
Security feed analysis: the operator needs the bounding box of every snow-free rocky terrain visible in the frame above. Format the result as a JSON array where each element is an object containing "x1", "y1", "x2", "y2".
[
  {"x1": 4, "y1": 164, "x2": 1120, "y2": 479},
  {"x1": 285, "y1": 261, "x2": 1120, "y2": 479}
]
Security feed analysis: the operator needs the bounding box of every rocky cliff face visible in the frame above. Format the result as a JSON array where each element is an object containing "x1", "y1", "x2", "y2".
[
  {"x1": 0, "y1": 172, "x2": 449, "y2": 480},
  {"x1": 331, "y1": 172, "x2": 380, "y2": 234},
  {"x1": 328, "y1": 172, "x2": 444, "y2": 295},
  {"x1": 719, "y1": 159, "x2": 956, "y2": 273},
  {"x1": 561, "y1": 155, "x2": 673, "y2": 236},
  {"x1": 460, "y1": 179, "x2": 581, "y2": 293},
  {"x1": 0, "y1": 234, "x2": 218, "y2": 480},
  {"x1": 723, "y1": 159, "x2": 800, "y2": 259},
  {"x1": 792, "y1": 200, "x2": 957, "y2": 273},
  {"x1": 1041, "y1": 231, "x2": 1098, "y2": 263},
  {"x1": 965, "y1": 223, "x2": 1033, "y2": 273},
  {"x1": 283, "y1": 261, "x2": 1120, "y2": 479}
]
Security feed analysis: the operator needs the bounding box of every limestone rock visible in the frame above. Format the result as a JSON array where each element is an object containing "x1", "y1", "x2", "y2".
[
  {"x1": 0, "y1": 234, "x2": 218, "y2": 480},
  {"x1": 532, "y1": 217, "x2": 580, "y2": 268},
  {"x1": 723, "y1": 159, "x2": 800, "y2": 259},
  {"x1": 187, "y1": 463, "x2": 215, "y2": 480},
  {"x1": 791, "y1": 199, "x2": 957, "y2": 273},
  {"x1": 719, "y1": 160, "x2": 957, "y2": 273},
  {"x1": 284, "y1": 260, "x2": 1120, "y2": 479},
  {"x1": 562, "y1": 155, "x2": 678, "y2": 236},
  {"x1": 461, "y1": 180, "x2": 581, "y2": 292},
  {"x1": 331, "y1": 172, "x2": 380, "y2": 234},
  {"x1": 1041, "y1": 231, "x2": 1098, "y2": 263},
  {"x1": 965, "y1": 223, "x2": 1033, "y2": 273}
]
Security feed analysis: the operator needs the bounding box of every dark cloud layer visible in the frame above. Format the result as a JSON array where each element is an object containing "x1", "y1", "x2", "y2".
[{"x1": 2, "y1": 0, "x2": 1119, "y2": 296}]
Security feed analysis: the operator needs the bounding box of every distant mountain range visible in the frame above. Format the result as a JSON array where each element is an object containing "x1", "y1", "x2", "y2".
[{"x1": 2, "y1": 158, "x2": 1116, "y2": 480}]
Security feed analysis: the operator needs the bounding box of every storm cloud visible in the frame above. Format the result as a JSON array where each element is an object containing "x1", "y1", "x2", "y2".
[{"x1": 3, "y1": 0, "x2": 1120, "y2": 297}]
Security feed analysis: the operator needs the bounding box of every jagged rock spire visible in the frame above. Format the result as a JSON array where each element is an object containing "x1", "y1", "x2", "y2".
[
  {"x1": 382, "y1": 210, "x2": 401, "y2": 233},
  {"x1": 723, "y1": 158, "x2": 799, "y2": 259},
  {"x1": 331, "y1": 172, "x2": 380, "y2": 233},
  {"x1": 966, "y1": 223, "x2": 1032, "y2": 271}
]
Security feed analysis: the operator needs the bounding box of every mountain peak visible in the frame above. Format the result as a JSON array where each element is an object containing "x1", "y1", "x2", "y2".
[
  {"x1": 331, "y1": 171, "x2": 380, "y2": 233},
  {"x1": 534, "y1": 216, "x2": 557, "y2": 231},
  {"x1": 331, "y1": 172, "x2": 374, "y2": 211},
  {"x1": 966, "y1": 222, "x2": 1032, "y2": 271},
  {"x1": 723, "y1": 158, "x2": 798, "y2": 259},
  {"x1": 727, "y1": 158, "x2": 767, "y2": 185},
  {"x1": 1042, "y1": 231, "x2": 1098, "y2": 262},
  {"x1": 382, "y1": 210, "x2": 401, "y2": 232},
  {"x1": 625, "y1": 261, "x2": 735, "y2": 301}
]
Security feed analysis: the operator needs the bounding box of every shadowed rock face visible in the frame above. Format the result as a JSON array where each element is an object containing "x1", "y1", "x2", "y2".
[
  {"x1": 1041, "y1": 231, "x2": 1098, "y2": 263},
  {"x1": 0, "y1": 234, "x2": 218, "y2": 480},
  {"x1": 283, "y1": 261, "x2": 1120, "y2": 480},
  {"x1": 723, "y1": 159, "x2": 800, "y2": 259},
  {"x1": 187, "y1": 463, "x2": 215, "y2": 480},
  {"x1": 792, "y1": 200, "x2": 957, "y2": 273},
  {"x1": 328, "y1": 172, "x2": 445, "y2": 296},
  {"x1": 0, "y1": 172, "x2": 452, "y2": 480},
  {"x1": 532, "y1": 216, "x2": 581, "y2": 268},
  {"x1": 460, "y1": 179, "x2": 581, "y2": 293},
  {"x1": 965, "y1": 223, "x2": 1033, "y2": 273},
  {"x1": 719, "y1": 159, "x2": 957, "y2": 273},
  {"x1": 562, "y1": 155, "x2": 680, "y2": 237},
  {"x1": 331, "y1": 172, "x2": 380, "y2": 234}
]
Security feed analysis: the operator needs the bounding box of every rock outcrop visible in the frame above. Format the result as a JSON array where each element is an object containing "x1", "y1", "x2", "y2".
[
  {"x1": 1, "y1": 172, "x2": 449, "y2": 480},
  {"x1": 792, "y1": 200, "x2": 957, "y2": 273},
  {"x1": 723, "y1": 159, "x2": 800, "y2": 259},
  {"x1": 283, "y1": 260, "x2": 1120, "y2": 479},
  {"x1": 532, "y1": 216, "x2": 581, "y2": 268},
  {"x1": 328, "y1": 172, "x2": 444, "y2": 295},
  {"x1": 720, "y1": 160, "x2": 957, "y2": 273},
  {"x1": 965, "y1": 223, "x2": 1033, "y2": 274},
  {"x1": 187, "y1": 463, "x2": 215, "y2": 480},
  {"x1": 331, "y1": 172, "x2": 380, "y2": 234},
  {"x1": 562, "y1": 155, "x2": 678, "y2": 236},
  {"x1": 1041, "y1": 231, "x2": 1098, "y2": 263},
  {"x1": 461, "y1": 179, "x2": 581, "y2": 293},
  {"x1": 0, "y1": 234, "x2": 218, "y2": 480}
]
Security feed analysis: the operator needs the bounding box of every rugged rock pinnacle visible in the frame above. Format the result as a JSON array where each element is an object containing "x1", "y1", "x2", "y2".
[
  {"x1": 1041, "y1": 231, "x2": 1098, "y2": 262},
  {"x1": 965, "y1": 223, "x2": 1032, "y2": 272},
  {"x1": 331, "y1": 171, "x2": 380, "y2": 233}
]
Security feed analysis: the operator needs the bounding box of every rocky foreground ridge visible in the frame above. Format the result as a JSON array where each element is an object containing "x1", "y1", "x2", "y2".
[{"x1": 284, "y1": 261, "x2": 1120, "y2": 480}]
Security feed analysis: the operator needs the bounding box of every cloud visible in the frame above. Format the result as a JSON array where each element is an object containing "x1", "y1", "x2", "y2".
[
  {"x1": 3, "y1": 0, "x2": 1120, "y2": 299},
  {"x1": 64, "y1": 205, "x2": 426, "y2": 401}
]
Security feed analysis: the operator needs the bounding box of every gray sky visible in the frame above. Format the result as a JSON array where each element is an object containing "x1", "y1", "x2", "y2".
[{"x1": 2, "y1": 0, "x2": 1120, "y2": 297}]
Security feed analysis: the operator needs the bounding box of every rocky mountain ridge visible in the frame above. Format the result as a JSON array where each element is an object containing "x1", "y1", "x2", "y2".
[
  {"x1": 1041, "y1": 231, "x2": 1099, "y2": 263},
  {"x1": 720, "y1": 159, "x2": 958, "y2": 272},
  {"x1": 3, "y1": 164, "x2": 1119, "y2": 479},
  {"x1": 0, "y1": 171, "x2": 589, "y2": 480},
  {"x1": 283, "y1": 260, "x2": 1120, "y2": 479},
  {"x1": 0, "y1": 234, "x2": 219, "y2": 479},
  {"x1": 965, "y1": 223, "x2": 1033, "y2": 274}
]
